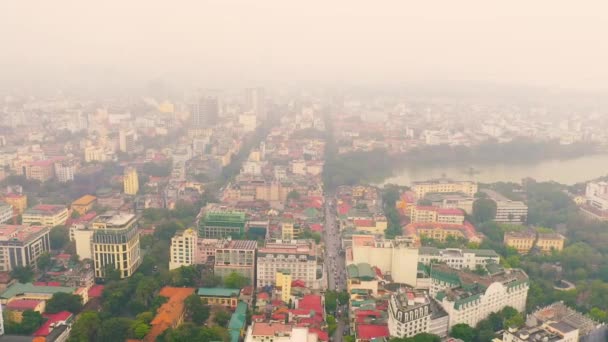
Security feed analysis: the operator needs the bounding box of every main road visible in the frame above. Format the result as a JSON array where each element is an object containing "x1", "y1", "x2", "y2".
[{"x1": 324, "y1": 193, "x2": 348, "y2": 341}]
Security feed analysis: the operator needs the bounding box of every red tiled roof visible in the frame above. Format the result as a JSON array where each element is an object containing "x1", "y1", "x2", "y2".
[
  {"x1": 88, "y1": 285, "x2": 104, "y2": 298},
  {"x1": 257, "y1": 292, "x2": 269, "y2": 300},
  {"x1": 33, "y1": 311, "x2": 72, "y2": 337},
  {"x1": 354, "y1": 219, "x2": 374, "y2": 227},
  {"x1": 309, "y1": 328, "x2": 329, "y2": 341},
  {"x1": 33, "y1": 281, "x2": 62, "y2": 287},
  {"x1": 309, "y1": 223, "x2": 323, "y2": 232},
  {"x1": 405, "y1": 221, "x2": 477, "y2": 238},
  {"x1": 337, "y1": 203, "x2": 351, "y2": 216},
  {"x1": 357, "y1": 324, "x2": 389, "y2": 340},
  {"x1": 6, "y1": 299, "x2": 42, "y2": 310},
  {"x1": 291, "y1": 279, "x2": 306, "y2": 288},
  {"x1": 298, "y1": 295, "x2": 322, "y2": 316},
  {"x1": 437, "y1": 208, "x2": 464, "y2": 216}
]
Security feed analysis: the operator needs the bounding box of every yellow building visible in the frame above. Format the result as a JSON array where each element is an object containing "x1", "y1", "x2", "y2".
[
  {"x1": 412, "y1": 179, "x2": 478, "y2": 199},
  {"x1": 123, "y1": 166, "x2": 139, "y2": 195},
  {"x1": 3, "y1": 193, "x2": 27, "y2": 215},
  {"x1": 84, "y1": 146, "x2": 105, "y2": 162},
  {"x1": 276, "y1": 270, "x2": 292, "y2": 303},
  {"x1": 503, "y1": 231, "x2": 536, "y2": 254},
  {"x1": 91, "y1": 212, "x2": 141, "y2": 279},
  {"x1": 197, "y1": 288, "x2": 240, "y2": 309},
  {"x1": 71, "y1": 195, "x2": 97, "y2": 215},
  {"x1": 352, "y1": 216, "x2": 388, "y2": 234},
  {"x1": 536, "y1": 232, "x2": 565, "y2": 253},
  {"x1": 22, "y1": 205, "x2": 69, "y2": 227}
]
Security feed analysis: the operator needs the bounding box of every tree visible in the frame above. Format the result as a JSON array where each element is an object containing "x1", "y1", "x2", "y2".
[
  {"x1": 50, "y1": 225, "x2": 70, "y2": 250},
  {"x1": 21, "y1": 310, "x2": 44, "y2": 333},
  {"x1": 46, "y1": 292, "x2": 83, "y2": 314},
  {"x1": 224, "y1": 271, "x2": 250, "y2": 289},
  {"x1": 69, "y1": 311, "x2": 101, "y2": 342},
  {"x1": 98, "y1": 317, "x2": 133, "y2": 342},
  {"x1": 450, "y1": 323, "x2": 475, "y2": 342},
  {"x1": 104, "y1": 264, "x2": 122, "y2": 281},
  {"x1": 213, "y1": 309, "x2": 231, "y2": 326},
  {"x1": 472, "y1": 198, "x2": 497, "y2": 223},
  {"x1": 37, "y1": 252, "x2": 52, "y2": 271},
  {"x1": 132, "y1": 322, "x2": 151, "y2": 339},
  {"x1": 287, "y1": 190, "x2": 301, "y2": 201},
  {"x1": 505, "y1": 313, "x2": 525, "y2": 329},
  {"x1": 11, "y1": 265, "x2": 34, "y2": 283},
  {"x1": 184, "y1": 294, "x2": 210, "y2": 324}
]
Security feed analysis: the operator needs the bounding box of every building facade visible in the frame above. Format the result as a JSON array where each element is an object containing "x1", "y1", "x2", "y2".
[
  {"x1": 412, "y1": 179, "x2": 478, "y2": 199},
  {"x1": 123, "y1": 166, "x2": 139, "y2": 195},
  {"x1": 22, "y1": 204, "x2": 69, "y2": 227},
  {"x1": 481, "y1": 189, "x2": 528, "y2": 224},
  {"x1": 54, "y1": 160, "x2": 77, "y2": 183},
  {"x1": 430, "y1": 264, "x2": 529, "y2": 329},
  {"x1": 2, "y1": 194, "x2": 27, "y2": 215},
  {"x1": 169, "y1": 228, "x2": 198, "y2": 270},
  {"x1": 71, "y1": 195, "x2": 97, "y2": 216},
  {"x1": 0, "y1": 203, "x2": 13, "y2": 224},
  {"x1": 418, "y1": 247, "x2": 500, "y2": 270},
  {"x1": 0, "y1": 225, "x2": 51, "y2": 272},
  {"x1": 388, "y1": 289, "x2": 448, "y2": 338},
  {"x1": 256, "y1": 239, "x2": 317, "y2": 288},
  {"x1": 214, "y1": 239, "x2": 257, "y2": 282},
  {"x1": 90, "y1": 213, "x2": 141, "y2": 279},
  {"x1": 199, "y1": 211, "x2": 247, "y2": 238}
]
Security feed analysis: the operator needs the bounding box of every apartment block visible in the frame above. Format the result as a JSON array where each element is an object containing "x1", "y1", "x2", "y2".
[
  {"x1": 388, "y1": 289, "x2": 449, "y2": 338},
  {"x1": 169, "y1": 228, "x2": 198, "y2": 270},
  {"x1": 214, "y1": 239, "x2": 257, "y2": 282},
  {"x1": 412, "y1": 179, "x2": 478, "y2": 199},
  {"x1": 22, "y1": 204, "x2": 69, "y2": 227},
  {"x1": 430, "y1": 264, "x2": 529, "y2": 329},
  {"x1": 256, "y1": 239, "x2": 317, "y2": 288},
  {"x1": 410, "y1": 206, "x2": 465, "y2": 225},
  {"x1": 123, "y1": 166, "x2": 139, "y2": 195},
  {"x1": 481, "y1": 189, "x2": 528, "y2": 223},
  {"x1": 0, "y1": 203, "x2": 13, "y2": 224},
  {"x1": 0, "y1": 224, "x2": 51, "y2": 272},
  {"x1": 90, "y1": 212, "x2": 141, "y2": 279},
  {"x1": 24, "y1": 160, "x2": 55, "y2": 182}
]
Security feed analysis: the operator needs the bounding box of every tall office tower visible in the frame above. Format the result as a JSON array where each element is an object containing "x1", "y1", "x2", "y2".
[
  {"x1": 118, "y1": 128, "x2": 136, "y2": 154},
  {"x1": 190, "y1": 96, "x2": 219, "y2": 128},
  {"x1": 90, "y1": 212, "x2": 141, "y2": 279},
  {"x1": 245, "y1": 87, "x2": 266, "y2": 120},
  {"x1": 123, "y1": 167, "x2": 139, "y2": 195}
]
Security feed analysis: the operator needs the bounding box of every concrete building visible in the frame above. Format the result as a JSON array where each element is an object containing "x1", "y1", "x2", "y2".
[
  {"x1": 169, "y1": 228, "x2": 198, "y2": 270},
  {"x1": 412, "y1": 179, "x2": 478, "y2": 199},
  {"x1": 276, "y1": 270, "x2": 292, "y2": 303},
  {"x1": 257, "y1": 239, "x2": 317, "y2": 288},
  {"x1": 24, "y1": 160, "x2": 55, "y2": 182},
  {"x1": 196, "y1": 238, "x2": 221, "y2": 264},
  {"x1": 418, "y1": 247, "x2": 500, "y2": 270},
  {"x1": 504, "y1": 230, "x2": 536, "y2": 254},
  {"x1": 502, "y1": 323, "x2": 579, "y2": 342},
  {"x1": 84, "y1": 146, "x2": 105, "y2": 162},
  {"x1": 0, "y1": 225, "x2": 51, "y2": 272},
  {"x1": 71, "y1": 195, "x2": 97, "y2": 216},
  {"x1": 118, "y1": 129, "x2": 136, "y2": 154},
  {"x1": 425, "y1": 193, "x2": 475, "y2": 214},
  {"x1": 410, "y1": 206, "x2": 465, "y2": 225},
  {"x1": 0, "y1": 202, "x2": 13, "y2": 224},
  {"x1": 348, "y1": 235, "x2": 419, "y2": 286},
  {"x1": 388, "y1": 288, "x2": 449, "y2": 338},
  {"x1": 536, "y1": 232, "x2": 566, "y2": 254},
  {"x1": 404, "y1": 222, "x2": 482, "y2": 244},
  {"x1": 430, "y1": 264, "x2": 529, "y2": 329},
  {"x1": 54, "y1": 160, "x2": 77, "y2": 183},
  {"x1": 123, "y1": 166, "x2": 139, "y2": 195},
  {"x1": 214, "y1": 239, "x2": 257, "y2": 282},
  {"x1": 90, "y1": 212, "x2": 141, "y2": 279},
  {"x1": 199, "y1": 211, "x2": 247, "y2": 238},
  {"x1": 22, "y1": 204, "x2": 69, "y2": 227},
  {"x1": 481, "y1": 189, "x2": 528, "y2": 224},
  {"x1": 190, "y1": 96, "x2": 219, "y2": 128},
  {"x1": 531, "y1": 301, "x2": 607, "y2": 342},
  {"x1": 72, "y1": 225, "x2": 94, "y2": 260},
  {"x1": 244, "y1": 322, "x2": 320, "y2": 342},
  {"x1": 2, "y1": 193, "x2": 27, "y2": 215}
]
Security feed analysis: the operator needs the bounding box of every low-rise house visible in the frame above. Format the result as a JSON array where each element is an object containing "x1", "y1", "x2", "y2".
[{"x1": 197, "y1": 287, "x2": 240, "y2": 309}]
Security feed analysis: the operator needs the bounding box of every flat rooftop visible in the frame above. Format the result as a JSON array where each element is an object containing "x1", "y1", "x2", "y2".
[
  {"x1": 94, "y1": 212, "x2": 136, "y2": 227},
  {"x1": 0, "y1": 225, "x2": 50, "y2": 243}
]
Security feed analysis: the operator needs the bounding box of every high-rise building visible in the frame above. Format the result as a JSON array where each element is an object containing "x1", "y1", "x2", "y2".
[
  {"x1": 123, "y1": 167, "x2": 139, "y2": 195},
  {"x1": 118, "y1": 129, "x2": 136, "y2": 154},
  {"x1": 169, "y1": 228, "x2": 198, "y2": 270},
  {"x1": 256, "y1": 239, "x2": 317, "y2": 288},
  {"x1": 54, "y1": 160, "x2": 77, "y2": 183},
  {"x1": 0, "y1": 224, "x2": 51, "y2": 272},
  {"x1": 276, "y1": 270, "x2": 292, "y2": 303},
  {"x1": 0, "y1": 203, "x2": 13, "y2": 224},
  {"x1": 214, "y1": 239, "x2": 257, "y2": 282},
  {"x1": 90, "y1": 212, "x2": 141, "y2": 279},
  {"x1": 190, "y1": 96, "x2": 219, "y2": 128},
  {"x1": 388, "y1": 288, "x2": 449, "y2": 338},
  {"x1": 22, "y1": 204, "x2": 69, "y2": 226},
  {"x1": 245, "y1": 87, "x2": 266, "y2": 120}
]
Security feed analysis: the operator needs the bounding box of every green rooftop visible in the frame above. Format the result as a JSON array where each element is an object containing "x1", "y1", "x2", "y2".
[
  {"x1": 346, "y1": 263, "x2": 376, "y2": 280},
  {"x1": 229, "y1": 301, "x2": 248, "y2": 342},
  {"x1": 198, "y1": 287, "x2": 240, "y2": 297},
  {"x1": 1, "y1": 282, "x2": 76, "y2": 299}
]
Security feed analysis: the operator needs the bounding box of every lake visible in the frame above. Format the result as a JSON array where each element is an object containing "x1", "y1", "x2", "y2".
[{"x1": 379, "y1": 154, "x2": 608, "y2": 186}]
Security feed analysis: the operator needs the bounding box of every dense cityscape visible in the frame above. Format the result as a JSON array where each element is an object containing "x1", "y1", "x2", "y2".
[
  {"x1": 2, "y1": 1, "x2": 608, "y2": 342},
  {"x1": 0, "y1": 87, "x2": 607, "y2": 342}
]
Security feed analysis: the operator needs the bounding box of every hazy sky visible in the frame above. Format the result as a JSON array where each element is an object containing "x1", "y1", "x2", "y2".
[{"x1": 2, "y1": 1, "x2": 607, "y2": 91}]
